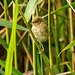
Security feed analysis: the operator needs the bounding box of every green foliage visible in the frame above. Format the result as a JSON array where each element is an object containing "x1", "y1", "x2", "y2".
[
  {"x1": 0, "y1": 20, "x2": 28, "y2": 31},
  {"x1": 58, "y1": 41, "x2": 75, "y2": 57},
  {"x1": 65, "y1": 62, "x2": 74, "y2": 75},
  {"x1": 0, "y1": 0, "x2": 75, "y2": 75},
  {"x1": 51, "y1": 2, "x2": 75, "y2": 14},
  {"x1": 0, "y1": 36, "x2": 8, "y2": 49},
  {"x1": 52, "y1": 65, "x2": 59, "y2": 74},
  {"x1": 5, "y1": 0, "x2": 18, "y2": 75},
  {"x1": 67, "y1": 50, "x2": 72, "y2": 61},
  {"x1": 0, "y1": 59, "x2": 23, "y2": 75},
  {"x1": 24, "y1": 0, "x2": 40, "y2": 22}
]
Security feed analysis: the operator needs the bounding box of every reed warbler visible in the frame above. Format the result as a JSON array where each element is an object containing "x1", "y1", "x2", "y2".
[{"x1": 30, "y1": 17, "x2": 48, "y2": 43}]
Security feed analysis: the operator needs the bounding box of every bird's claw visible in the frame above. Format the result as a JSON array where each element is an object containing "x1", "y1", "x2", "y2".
[
  {"x1": 33, "y1": 38, "x2": 37, "y2": 43},
  {"x1": 38, "y1": 48, "x2": 44, "y2": 54}
]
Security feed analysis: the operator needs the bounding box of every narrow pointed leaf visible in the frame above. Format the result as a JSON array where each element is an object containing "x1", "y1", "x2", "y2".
[
  {"x1": 24, "y1": 0, "x2": 40, "y2": 22},
  {"x1": 51, "y1": 2, "x2": 75, "y2": 14},
  {"x1": 65, "y1": 62, "x2": 74, "y2": 75},
  {"x1": 58, "y1": 41, "x2": 75, "y2": 57},
  {"x1": 0, "y1": 59, "x2": 23, "y2": 75},
  {"x1": 0, "y1": 20, "x2": 28, "y2": 31}
]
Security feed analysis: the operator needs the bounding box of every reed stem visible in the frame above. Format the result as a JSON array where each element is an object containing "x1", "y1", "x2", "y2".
[
  {"x1": 48, "y1": 0, "x2": 53, "y2": 74},
  {"x1": 69, "y1": 0, "x2": 75, "y2": 73}
]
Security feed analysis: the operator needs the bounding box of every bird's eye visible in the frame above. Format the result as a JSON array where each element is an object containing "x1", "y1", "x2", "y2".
[{"x1": 36, "y1": 20, "x2": 40, "y2": 22}]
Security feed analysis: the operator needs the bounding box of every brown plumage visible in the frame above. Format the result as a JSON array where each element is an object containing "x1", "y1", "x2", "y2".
[{"x1": 31, "y1": 17, "x2": 48, "y2": 42}]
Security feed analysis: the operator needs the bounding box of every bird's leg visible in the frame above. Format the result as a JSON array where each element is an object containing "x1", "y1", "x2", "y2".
[
  {"x1": 38, "y1": 42, "x2": 44, "y2": 54},
  {"x1": 33, "y1": 38, "x2": 37, "y2": 43}
]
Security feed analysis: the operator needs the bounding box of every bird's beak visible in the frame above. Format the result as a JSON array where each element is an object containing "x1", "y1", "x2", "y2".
[
  {"x1": 30, "y1": 22, "x2": 34, "y2": 25},
  {"x1": 30, "y1": 22, "x2": 32, "y2": 25}
]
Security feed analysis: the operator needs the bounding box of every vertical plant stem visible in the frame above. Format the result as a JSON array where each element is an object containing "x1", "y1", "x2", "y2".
[
  {"x1": 37, "y1": 54, "x2": 41, "y2": 75},
  {"x1": 40, "y1": 54, "x2": 45, "y2": 75},
  {"x1": 33, "y1": 42, "x2": 37, "y2": 75},
  {"x1": 5, "y1": 0, "x2": 18, "y2": 75},
  {"x1": 36, "y1": 5, "x2": 45, "y2": 75},
  {"x1": 36, "y1": 5, "x2": 39, "y2": 16},
  {"x1": 6, "y1": 28, "x2": 9, "y2": 44},
  {"x1": 13, "y1": 2, "x2": 18, "y2": 69},
  {"x1": 52, "y1": 0, "x2": 59, "y2": 70},
  {"x1": 69, "y1": 0, "x2": 75, "y2": 73},
  {"x1": 25, "y1": 33, "x2": 30, "y2": 73},
  {"x1": 48, "y1": 0, "x2": 53, "y2": 74},
  {"x1": 36, "y1": 6, "x2": 43, "y2": 75},
  {"x1": 57, "y1": 0, "x2": 65, "y2": 72},
  {"x1": 53, "y1": 0, "x2": 63, "y2": 72},
  {"x1": 32, "y1": 9, "x2": 37, "y2": 75},
  {"x1": 4, "y1": 0, "x2": 9, "y2": 45},
  {"x1": 14, "y1": 31, "x2": 18, "y2": 69},
  {"x1": 40, "y1": 44, "x2": 45, "y2": 75}
]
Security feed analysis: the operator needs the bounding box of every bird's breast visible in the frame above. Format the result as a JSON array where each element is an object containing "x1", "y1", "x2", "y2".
[{"x1": 31, "y1": 25, "x2": 48, "y2": 42}]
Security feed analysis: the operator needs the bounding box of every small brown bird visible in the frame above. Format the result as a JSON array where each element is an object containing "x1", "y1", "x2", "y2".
[{"x1": 30, "y1": 17, "x2": 48, "y2": 43}]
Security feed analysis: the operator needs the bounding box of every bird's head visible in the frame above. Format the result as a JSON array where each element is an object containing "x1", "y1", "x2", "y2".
[{"x1": 30, "y1": 17, "x2": 46, "y2": 26}]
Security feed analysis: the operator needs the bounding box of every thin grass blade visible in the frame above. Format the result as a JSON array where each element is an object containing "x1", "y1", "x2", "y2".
[
  {"x1": 58, "y1": 41, "x2": 75, "y2": 57},
  {"x1": 51, "y1": 2, "x2": 75, "y2": 14},
  {"x1": 65, "y1": 62, "x2": 74, "y2": 75}
]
